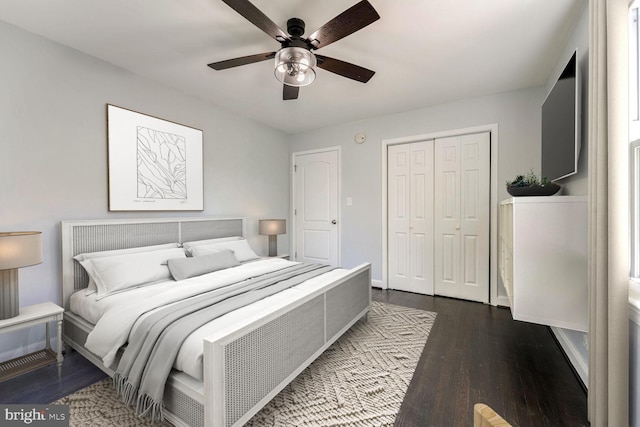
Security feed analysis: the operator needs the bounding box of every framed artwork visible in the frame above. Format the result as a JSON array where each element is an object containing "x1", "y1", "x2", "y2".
[{"x1": 107, "y1": 105, "x2": 203, "y2": 211}]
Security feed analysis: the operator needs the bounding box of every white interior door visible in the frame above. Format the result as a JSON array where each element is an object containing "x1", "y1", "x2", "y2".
[
  {"x1": 387, "y1": 141, "x2": 434, "y2": 294},
  {"x1": 434, "y1": 132, "x2": 490, "y2": 302},
  {"x1": 293, "y1": 150, "x2": 339, "y2": 266}
]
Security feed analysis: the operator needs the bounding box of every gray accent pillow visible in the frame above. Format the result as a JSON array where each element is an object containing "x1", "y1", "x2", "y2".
[{"x1": 168, "y1": 250, "x2": 239, "y2": 281}]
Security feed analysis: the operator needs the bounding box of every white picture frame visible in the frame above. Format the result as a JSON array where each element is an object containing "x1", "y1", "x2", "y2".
[{"x1": 107, "y1": 105, "x2": 204, "y2": 211}]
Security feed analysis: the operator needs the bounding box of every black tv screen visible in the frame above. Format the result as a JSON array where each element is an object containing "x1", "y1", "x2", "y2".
[{"x1": 541, "y1": 50, "x2": 580, "y2": 182}]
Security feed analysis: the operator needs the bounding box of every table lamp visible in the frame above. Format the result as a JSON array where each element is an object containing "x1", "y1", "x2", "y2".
[
  {"x1": 259, "y1": 220, "x2": 286, "y2": 257},
  {"x1": 0, "y1": 232, "x2": 43, "y2": 319}
]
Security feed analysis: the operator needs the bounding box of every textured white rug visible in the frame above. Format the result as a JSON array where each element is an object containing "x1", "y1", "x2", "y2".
[{"x1": 54, "y1": 302, "x2": 436, "y2": 426}]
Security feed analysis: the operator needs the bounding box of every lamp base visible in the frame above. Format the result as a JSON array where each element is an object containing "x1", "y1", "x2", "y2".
[
  {"x1": 0, "y1": 269, "x2": 20, "y2": 320},
  {"x1": 268, "y1": 235, "x2": 278, "y2": 257}
]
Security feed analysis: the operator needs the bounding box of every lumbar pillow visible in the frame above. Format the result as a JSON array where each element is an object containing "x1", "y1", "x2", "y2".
[{"x1": 168, "y1": 250, "x2": 239, "y2": 281}]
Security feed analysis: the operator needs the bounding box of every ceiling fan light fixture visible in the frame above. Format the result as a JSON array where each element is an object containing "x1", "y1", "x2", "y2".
[{"x1": 274, "y1": 47, "x2": 317, "y2": 87}]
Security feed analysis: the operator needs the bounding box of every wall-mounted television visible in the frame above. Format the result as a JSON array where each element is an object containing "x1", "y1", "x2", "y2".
[{"x1": 541, "y1": 49, "x2": 581, "y2": 182}]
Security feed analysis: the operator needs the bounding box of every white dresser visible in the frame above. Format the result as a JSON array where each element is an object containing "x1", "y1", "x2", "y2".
[{"x1": 499, "y1": 196, "x2": 588, "y2": 331}]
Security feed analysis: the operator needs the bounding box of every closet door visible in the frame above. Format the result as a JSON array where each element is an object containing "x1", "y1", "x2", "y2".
[
  {"x1": 387, "y1": 141, "x2": 434, "y2": 294},
  {"x1": 434, "y1": 132, "x2": 490, "y2": 303}
]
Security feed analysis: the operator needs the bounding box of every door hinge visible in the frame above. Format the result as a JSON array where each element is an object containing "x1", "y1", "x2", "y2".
[
  {"x1": 294, "y1": 209, "x2": 297, "y2": 215},
  {"x1": 294, "y1": 165, "x2": 297, "y2": 172}
]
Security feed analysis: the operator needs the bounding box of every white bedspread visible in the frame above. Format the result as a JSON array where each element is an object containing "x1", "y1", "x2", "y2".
[{"x1": 71, "y1": 258, "x2": 349, "y2": 380}]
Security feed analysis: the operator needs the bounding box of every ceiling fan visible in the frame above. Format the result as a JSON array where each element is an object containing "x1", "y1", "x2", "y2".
[{"x1": 208, "y1": 0, "x2": 380, "y2": 100}]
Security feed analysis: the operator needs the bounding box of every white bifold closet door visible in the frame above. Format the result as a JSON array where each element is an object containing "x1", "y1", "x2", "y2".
[
  {"x1": 434, "y1": 133, "x2": 490, "y2": 303},
  {"x1": 387, "y1": 132, "x2": 490, "y2": 302},
  {"x1": 387, "y1": 140, "x2": 435, "y2": 294}
]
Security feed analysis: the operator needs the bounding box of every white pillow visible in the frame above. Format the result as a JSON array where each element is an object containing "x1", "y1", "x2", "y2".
[
  {"x1": 80, "y1": 247, "x2": 186, "y2": 300},
  {"x1": 190, "y1": 239, "x2": 260, "y2": 262},
  {"x1": 73, "y1": 243, "x2": 181, "y2": 295},
  {"x1": 182, "y1": 236, "x2": 243, "y2": 255},
  {"x1": 168, "y1": 250, "x2": 239, "y2": 281}
]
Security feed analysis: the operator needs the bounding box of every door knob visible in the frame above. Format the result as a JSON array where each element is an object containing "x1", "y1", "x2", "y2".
[{"x1": 331, "y1": 219, "x2": 337, "y2": 224}]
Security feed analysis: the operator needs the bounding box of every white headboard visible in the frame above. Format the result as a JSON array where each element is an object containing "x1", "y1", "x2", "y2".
[{"x1": 60, "y1": 217, "x2": 245, "y2": 310}]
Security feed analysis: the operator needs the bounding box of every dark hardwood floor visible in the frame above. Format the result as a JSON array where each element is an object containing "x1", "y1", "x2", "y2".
[
  {"x1": 0, "y1": 290, "x2": 588, "y2": 426},
  {"x1": 376, "y1": 289, "x2": 589, "y2": 427},
  {"x1": 0, "y1": 348, "x2": 107, "y2": 404}
]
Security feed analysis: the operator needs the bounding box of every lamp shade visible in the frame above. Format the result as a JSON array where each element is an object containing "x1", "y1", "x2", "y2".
[
  {"x1": 259, "y1": 220, "x2": 286, "y2": 236},
  {"x1": 274, "y1": 47, "x2": 316, "y2": 87},
  {"x1": 0, "y1": 232, "x2": 43, "y2": 270}
]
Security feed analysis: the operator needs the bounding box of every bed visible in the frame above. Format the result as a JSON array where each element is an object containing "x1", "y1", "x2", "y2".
[{"x1": 60, "y1": 217, "x2": 371, "y2": 427}]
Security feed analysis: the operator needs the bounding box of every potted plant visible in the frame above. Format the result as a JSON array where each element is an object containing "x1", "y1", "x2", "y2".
[{"x1": 506, "y1": 170, "x2": 561, "y2": 196}]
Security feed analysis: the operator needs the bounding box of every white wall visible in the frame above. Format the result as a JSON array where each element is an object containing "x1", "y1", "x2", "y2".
[
  {"x1": 543, "y1": 2, "x2": 590, "y2": 387},
  {"x1": 0, "y1": 21, "x2": 290, "y2": 360},
  {"x1": 288, "y1": 86, "x2": 543, "y2": 297},
  {"x1": 543, "y1": 1, "x2": 589, "y2": 197}
]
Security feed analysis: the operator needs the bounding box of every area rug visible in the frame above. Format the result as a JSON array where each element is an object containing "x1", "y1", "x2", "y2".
[{"x1": 53, "y1": 302, "x2": 436, "y2": 426}]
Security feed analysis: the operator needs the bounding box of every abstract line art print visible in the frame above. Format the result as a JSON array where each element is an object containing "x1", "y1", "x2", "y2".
[
  {"x1": 136, "y1": 126, "x2": 187, "y2": 200},
  {"x1": 107, "y1": 105, "x2": 203, "y2": 211}
]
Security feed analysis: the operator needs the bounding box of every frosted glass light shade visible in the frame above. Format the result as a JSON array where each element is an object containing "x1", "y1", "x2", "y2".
[
  {"x1": 0, "y1": 232, "x2": 43, "y2": 270},
  {"x1": 259, "y1": 220, "x2": 286, "y2": 236},
  {"x1": 274, "y1": 47, "x2": 316, "y2": 87}
]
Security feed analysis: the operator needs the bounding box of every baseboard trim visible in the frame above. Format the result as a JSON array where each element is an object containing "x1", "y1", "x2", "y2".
[
  {"x1": 550, "y1": 326, "x2": 588, "y2": 389},
  {"x1": 629, "y1": 279, "x2": 640, "y2": 326},
  {"x1": 494, "y1": 294, "x2": 510, "y2": 307}
]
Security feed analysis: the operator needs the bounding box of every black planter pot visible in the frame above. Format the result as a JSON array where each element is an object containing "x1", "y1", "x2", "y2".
[{"x1": 506, "y1": 183, "x2": 561, "y2": 197}]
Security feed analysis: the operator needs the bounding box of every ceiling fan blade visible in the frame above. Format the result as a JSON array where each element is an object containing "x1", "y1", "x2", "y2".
[
  {"x1": 307, "y1": 0, "x2": 380, "y2": 50},
  {"x1": 221, "y1": 0, "x2": 290, "y2": 42},
  {"x1": 316, "y1": 55, "x2": 375, "y2": 83},
  {"x1": 283, "y1": 85, "x2": 299, "y2": 100},
  {"x1": 208, "y1": 52, "x2": 276, "y2": 70}
]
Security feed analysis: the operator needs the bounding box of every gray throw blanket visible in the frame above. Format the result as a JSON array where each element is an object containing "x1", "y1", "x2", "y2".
[{"x1": 113, "y1": 263, "x2": 334, "y2": 421}]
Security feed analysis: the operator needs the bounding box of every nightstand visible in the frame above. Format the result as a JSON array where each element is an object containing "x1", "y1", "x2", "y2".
[{"x1": 0, "y1": 302, "x2": 64, "y2": 382}]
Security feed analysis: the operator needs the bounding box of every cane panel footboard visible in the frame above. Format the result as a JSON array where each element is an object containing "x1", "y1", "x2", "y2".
[{"x1": 204, "y1": 263, "x2": 371, "y2": 427}]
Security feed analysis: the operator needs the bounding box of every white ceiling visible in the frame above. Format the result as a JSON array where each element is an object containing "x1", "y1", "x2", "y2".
[{"x1": 0, "y1": 0, "x2": 585, "y2": 134}]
